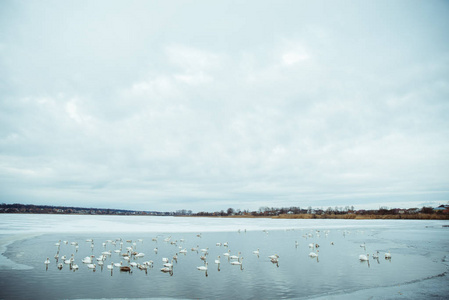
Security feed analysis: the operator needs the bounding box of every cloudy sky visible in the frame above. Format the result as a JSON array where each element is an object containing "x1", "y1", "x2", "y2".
[{"x1": 1, "y1": 0, "x2": 448, "y2": 212}]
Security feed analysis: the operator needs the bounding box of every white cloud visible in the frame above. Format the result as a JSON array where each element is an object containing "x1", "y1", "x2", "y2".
[{"x1": 0, "y1": 1, "x2": 448, "y2": 212}]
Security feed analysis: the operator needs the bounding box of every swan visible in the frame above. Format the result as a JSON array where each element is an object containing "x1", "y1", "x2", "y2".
[
  {"x1": 154, "y1": 247, "x2": 158, "y2": 254},
  {"x1": 200, "y1": 247, "x2": 209, "y2": 253},
  {"x1": 162, "y1": 257, "x2": 169, "y2": 263},
  {"x1": 385, "y1": 251, "x2": 391, "y2": 259},
  {"x1": 268, "y1": 254, "x2": 279, "y2": 260},
  {"x1": 96, "y1": 255, "x2": 105, "y2": 262},
  {"x1": 231, "y1": 257, "x2": 243, "y2": 265},
  {"x1": 359, "y1": 254, "x2": 369, "y2": 261},
  {"x1": 55, "y1": 240, "x2": 61, "y2": 247},
  {"x1": 130, "y1": 262, "x2": 138, "y2": 267},
  {"x1": 223, "y1": 250, "x2": 231, "y2": 257},
  {"x1": 230, "y1": 252, "x2": 241, "y2": 260},
  {"x1": 180, "y1": 248, "x2": 187, "y2": 254},
  {"x1": 253, "y1": 249, "x2": 260, "y2": 255},
  {"x1": 308, "y1": 243, "x2": 314, "y2": 248},
  {"x1": 60, "y1": 255, "x2": 67, "y2": 261},
  {"x1": 160, "y1": 266, "x2": 171, "y2": 273},
  {"x1": 216, "y1": 242, "x2": 222, "y2": 246},
  {"x1": 72, "y1": 264, "x2": 79, "y2": 270},
  {"x1": 87, "y1": 263, "x2": 96, "y2": 269},
  {"x1": 114, "y1": 261, "x2": 122, "y2": 267},
  {"x1": 372, "y1": 251, "x2": 379, "y2": 259},
  {"x1": 82, "y1": 256, "x2": 93, "y2": 264},
  {"x1": 98, "y1": 260, "x2": 104, "y2": 266},
  {"x1": 309, "y1": 250, "x2": 319, "y2": 258},
  {"x1": 120, "y1": 266, "x2": 132, "y2": 272},
  {"x1": 197, "y1": 262, "x2": 208, "y2": 271},
  {"x1": 44, "y1": 258, "x2": 50, "y2": 264},
  {"x1": 214, "y1": 256, "x2": 221, "y2": 264},
  {"x1": 164, "y1": 260, "x2": 174, "y2": 268},
  {"x1": 107, "y1": 263, "x2": 114, "y2": 270},
  {"x1": 58, "y1": 263, "x2": 63, "y2": 270},
  {"x1": 144, "y1": 260, "x2": 154, "y2": 267},
  {"x1": 135, "y1": 252, "x2": 145, "y2": 258}
]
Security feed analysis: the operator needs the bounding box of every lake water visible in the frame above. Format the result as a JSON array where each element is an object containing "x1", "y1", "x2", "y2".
[{"x1": 0, "y1": 214, "x2": 448, "y2": 299}]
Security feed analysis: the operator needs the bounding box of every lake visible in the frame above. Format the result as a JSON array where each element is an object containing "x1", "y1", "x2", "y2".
[{"x1": 0, "y1": 214, "x2": 448, "y2": 299}]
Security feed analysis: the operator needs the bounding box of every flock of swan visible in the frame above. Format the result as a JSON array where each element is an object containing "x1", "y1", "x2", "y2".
[
  {"x1": 45, "y1": 229, "x2": 393, "y2": 276},
  {"x1": 46, "y1": 235, "x2": 252, "y2": 277}
]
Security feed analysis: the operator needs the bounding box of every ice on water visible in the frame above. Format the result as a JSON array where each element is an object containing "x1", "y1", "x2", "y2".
[{"x1": 0, "y1": 214, "x2": 448, "y2": 299}]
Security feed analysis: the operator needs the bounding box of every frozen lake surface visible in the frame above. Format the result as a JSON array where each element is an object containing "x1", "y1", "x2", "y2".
[{"x1": 0, "y1": 214, "x2": 448, "y2": 299}]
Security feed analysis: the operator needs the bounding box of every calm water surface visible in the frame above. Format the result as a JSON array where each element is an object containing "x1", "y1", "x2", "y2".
[{"x1": 0, "y1": 215, "x2": 448, "y2": 299}]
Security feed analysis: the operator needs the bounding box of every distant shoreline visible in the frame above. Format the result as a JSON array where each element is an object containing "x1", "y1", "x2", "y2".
[{"x1": 185, "y1": 213, "x2": 449, "y2": 220}]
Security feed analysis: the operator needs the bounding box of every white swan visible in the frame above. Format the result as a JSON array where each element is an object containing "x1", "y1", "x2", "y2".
[
  {"x1": 359, "y1": 254, "x2": 369, "y2": 261},
  {"x1": 385, "y1": 250, "x2": 391, "y2": 259},
  {"x1": 230, "y1": 252, "x2": 241, "y2": 260},
  {"x1": 268, "y1": 254, "x2": 279, "y2": 260},
  {"x1": 72, "y1": 264, "x2": 79, "y2": 270},
  {"x1": 82, "y1": 256, "x2": 93, "y2": 264},
  {"x1": 231, "y1": 257, "x2": 243, "y2": 265},
  {"x1": 162, "y1": 257, "x2": 169, "y2": 263},
  {"x1": 87, "y1": 263, "x2": 96, "y2": 269},
  {"x1": 253, "y1": 249, "x2": 260, "y2": 255},
  {"x1": 373, "y1": 251, "x2": 379, "y2": 259},
  {"x1": 130, "y1": 262, "x2": 138, "y2": 267},
  {"x1": 164, "y1": 260, "x2": 174, "y2": 268},
  {"x1": 214, "y1": 256, "x2": 221, "y2": 264},
  {"x1": 309, "y1": 250, "x2": 319, "y2": 258},
  {"x1": 44, "y1": 258, "x2": 50, "y2": 264},
  {"x1": 114, "y1": 261, "x2": 122, "y2": 267},
  {"x1": 135, "y1": 252, "x2": 145, "y2": 258},
  {"x1": 180, "y1": 248, "x2": 187, "y2": 254},
  {"x1": 197, "y1": 262, "x2": 208, "y2": 271},
  {"x1": 107, "y1": 263, "x2": 114, "y2": 270}
]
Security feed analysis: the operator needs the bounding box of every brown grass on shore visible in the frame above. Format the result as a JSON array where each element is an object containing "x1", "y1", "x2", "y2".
[
  {"x1": 188, "y1": 213, "x2": 449, "y2": 220},
  {"x1": 273, "y1": 213, "x2": 449, "y2": 220}
]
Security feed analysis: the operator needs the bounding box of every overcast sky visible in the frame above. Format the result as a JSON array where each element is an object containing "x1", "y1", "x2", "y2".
[{"x1": 1, "y1": 0, "x2": 448, "y2": 212}]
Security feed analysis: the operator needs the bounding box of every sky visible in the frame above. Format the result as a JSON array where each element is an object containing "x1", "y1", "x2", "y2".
[{"x1": 0, "y1": 0, "x2": 448, "y2": 213}]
